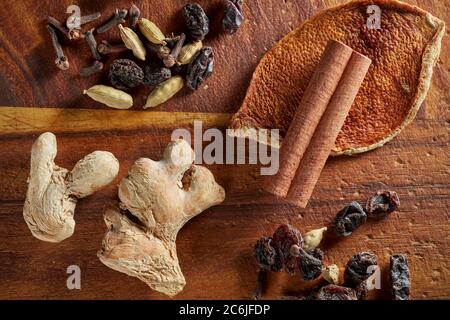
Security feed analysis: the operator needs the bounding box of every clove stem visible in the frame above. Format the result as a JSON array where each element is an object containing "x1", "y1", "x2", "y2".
[
  {"x1": 97, "y1": 9, "x2": 128, "y2": 34},
  {"x1": 85, "y1": 28, "x2": 102, "y2": 60},
  {"x1": 66, "y1": 12, "x2": 101, "y2": 30},
  {"x1": 80, "y1": 60, "x2": 104, "y2": 77},
  {"x1": 48, "y1": 16, "x2": 83, "y2": 40},
  {"x1": 253, "y1": 269, "x2": 266, "y2": 300},
  {"x1": 80, "y1": 12, "x2": 101, "y2": 25},
  {"x1": 98, "y1": 40, "x2": 127, "y2": 55},
  {"x1": 47, "y1": 24, "x2": 69, "y2": 70}
]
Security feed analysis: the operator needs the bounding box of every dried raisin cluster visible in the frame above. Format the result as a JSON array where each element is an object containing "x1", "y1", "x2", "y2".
[
  {"x1": 333, "y1": 190, "x2": 400, "y2": 237},
  {"x1": 254, "y1": 224, "x2": 323, "y2": 280},
  {"x1": 254, "y1": 190, "x2": 408, "y2": 300}
]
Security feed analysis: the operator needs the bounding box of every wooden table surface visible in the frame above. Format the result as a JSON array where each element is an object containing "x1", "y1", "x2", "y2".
[{"x1": 0, "y1": 0, "x2": 449, "y2": 300}]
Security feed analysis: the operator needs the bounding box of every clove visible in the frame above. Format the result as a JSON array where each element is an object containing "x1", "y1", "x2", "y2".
[
  {"x1": 80, "y1": 60, "x2": 104, "y2": 77},
  {"x1": 163, "y1": 33, "x2": 186, "y2": 68},
  {"x1": 253, "y1": 269, "x2": 266, "y2": 300},
  {"x1": 129, "y1": 5, "x2": 141, "y2": 28},
  {"x1": 47, "y1": 24, "x2": 69, "y2": 70},
  {"x1": 48, "y1": 16, "x2": 83, "y2": 40},
  {"x1": 164, "y1": 35, "x2": 181, "y2": 49},
  {"x1": 98, "y1": 40, "x2": 127, "y2": 55},
  {"x1": 80, "y1": 12, "x2": 101, "y2": 25},
  {"x1": 85, "y1": 28, "x2": 102, "y2": 61},
  {"x1": 146, "y1": 42, "x2": 171, "y2": 60},
  {"x1": 97, "y1": 9, "x2": 128, "y2": 34},
  {"x1": 66, "y1": 12, "x2": 101, "y2": 29}
]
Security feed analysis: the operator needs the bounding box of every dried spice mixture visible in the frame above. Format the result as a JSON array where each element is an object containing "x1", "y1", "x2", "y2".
[{"x1": 47, "y1": 2, "x2": 245, "y2": 109}]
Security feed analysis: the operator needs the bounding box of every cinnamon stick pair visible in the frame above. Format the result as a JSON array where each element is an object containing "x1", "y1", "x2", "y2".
[{"x1": 264, "y1": 40, "x2": 372, "y2": 208}]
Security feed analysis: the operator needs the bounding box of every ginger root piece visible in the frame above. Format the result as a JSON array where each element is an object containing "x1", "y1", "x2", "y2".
[
  {"x1": 98, "y1": 139, "x2": 226, "y2": 297},
  {"x1": 23, "y1": 132, "x2": 119, "y2": 243}
]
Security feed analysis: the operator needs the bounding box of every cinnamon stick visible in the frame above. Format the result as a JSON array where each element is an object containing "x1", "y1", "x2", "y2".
[
  {"x1": 263, "y1": 40, "x2": 353, "y2": 198},
  {"x1": 287, "y1": 50, "x2": 372, "y2": 207}
]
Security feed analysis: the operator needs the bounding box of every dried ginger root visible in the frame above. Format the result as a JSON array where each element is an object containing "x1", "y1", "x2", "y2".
[
  {"x1": 23, "y1": 132, "x2": 119, "y2": 243},
  {"x1": 98, "y1": 139, "x2": 226, "y2": 297}
]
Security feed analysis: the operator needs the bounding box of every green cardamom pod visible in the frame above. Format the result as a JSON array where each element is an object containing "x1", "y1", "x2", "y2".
[
  {"x1": 118, "y1": 24, "x2": 146, "y2": 61},
  {"x1": 84, "y1": 85, "x2": 133, "y2": 109},
  {"x1": 178, "y1": 41, "x2": 203, "y2": 65},
  {"x1": 139, "y1": 18, "x2": 167, "y2": 45},
  {"x1": 144, "y1": 76, "x2": 184, "y2": 109}
]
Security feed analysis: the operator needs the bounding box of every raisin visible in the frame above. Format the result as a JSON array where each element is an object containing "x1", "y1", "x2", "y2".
[
  {"x1": 390, "y1": 254, "x2": 410, "y2": 300},
  {"x1": 222, "y1": 0, "x2": 244, "y2": 34},
  {"x1": 297, "y1": 248, "x2": 324, "y2": 280},
  {"x1": 254, "y1": 236, "x2": 281, "y2": 272},
  {"x1": 272, "y1": 224, "x2": 303, "y2": 274},
  {"x1": 365, "y1": 190, "x2": 400, "y2": 218},
  {"x1": 182, "y1": 3, "x2": 209, "y2": 41},
  {"x1": 344, "y1": 252, "x2": 377, "y2": 286},
  {"x1": 186, "y1": 47, "x2": 214, "y2": 90},
  {"x1": 332, "y1": 201, "x2": 367, "y2": 237},
  {"x1": 109, "y1": 59, "x2": 144, "y2": 90},
  {"x1": 355, "y1": 279, "x2": 369, "y2": 300},
  {"x1": 312, "y1": 284, "x2": 357, "y2": 300},
  {"x1": 143, "y1": 64, "x2": 172, "y2": 87}
]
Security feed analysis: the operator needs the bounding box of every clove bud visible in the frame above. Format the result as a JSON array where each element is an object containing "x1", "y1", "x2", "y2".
[
  {"x1": 163, "y1": 33, "x2": 186, "y2": 68},
  {"x1": 84, "y1": 28, "x2": 102, "y2": 61},
  {"x1": 98, "y1": 40, "x2": 128, "y2": 55},
  {"x1": 129, "y1": 5, "x2": 141, "y2": 28},
  {"x1": 47, "y1": 24, "x2": 69, "y2": 70},
  {"x1": 48, "y1": 16, "x2": 83, "y2": 40},
  {"x1": 97, "y1": 9, "x2": 128, "y2": 34}
]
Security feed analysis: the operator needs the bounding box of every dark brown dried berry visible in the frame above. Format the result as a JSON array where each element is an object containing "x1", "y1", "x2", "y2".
[
  {"x1": 332, "y1": 201, "x2": 367, "y2": 237},
  {"x1": 344, "y1": 252, "x2": 377, "y2": 286},
  {"x1": 109, "y1": 59, "x2": 144, "y2": 90},
  {"x1": 296, "y1": 248, "x2": 324, "y2": 280},
  {"x1": 143, "y1": 64, "x2": 172, "y2": 87},
  {"x1": 272, "y1": 224, "x2": 303, "y2": 274},
  {"x1": 186, "y1": 47, "x2": 214, "y2": 90},
  {"x1": 365, "y1": 190, "x2": 400, "y2": 218},
  {"x1": 355, "y1": 279, "x2": 369, "y2": 300},
  {"x1": 312, "y1": 284, "x2": 358, "y2": 300},
  {"x1": 390, "y1": 254, "x2": 410, "y2": 300},
  {"x1": 182, "y1": 3, "x2": 209, "y2": 41},
  {"x1": 254, "y1": 237, "x2": 281, "y2": 272},
  {"x1": 222, "y1": 0, "x2": 244, "y2": 34}
]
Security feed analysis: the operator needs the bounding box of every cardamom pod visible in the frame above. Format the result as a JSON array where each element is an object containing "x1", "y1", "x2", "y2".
[
  {"x1": 303, "y1": 227, "x2": 327, "y2": 251},
  {"x1": 321, "y1": 264, "x2": 340, "y2": 285},
  {"x1": 139, "y1": 18, "x2": 166, "y2": 45},
  {"x1": 144, "y1": 76, "x2": 184, "y2": 109},
  {"x1": 84, "y1": 85, "x2": 133, "y2": 109},
  {"x1": 118, "y1": 24, "x2": 146, "y2": 61},
  {"x1": 178, "y1": 41, "x2": 203, "y2": 65}
]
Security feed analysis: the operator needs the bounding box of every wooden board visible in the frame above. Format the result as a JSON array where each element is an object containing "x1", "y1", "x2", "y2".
[{"x1": 0, "y1": 0, "x2": 449, "y2": 300}]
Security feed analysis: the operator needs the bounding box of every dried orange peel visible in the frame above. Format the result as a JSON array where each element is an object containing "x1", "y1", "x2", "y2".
[{"x1": 230, "y1": 0, "x2": 445, "y2": 155}]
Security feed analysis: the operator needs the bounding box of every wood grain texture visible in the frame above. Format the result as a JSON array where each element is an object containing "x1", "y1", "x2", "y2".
[{"x1": 0, "y1": 0, "x2": 449, "y2": 300}]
